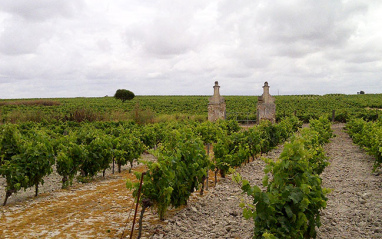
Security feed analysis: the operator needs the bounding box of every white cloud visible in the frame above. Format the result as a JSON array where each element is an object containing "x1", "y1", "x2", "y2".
[
  {"x1": 0, "y1": 17, "x2": 54, "y2": 55},
  {"x1": 0, "y1": 0, "x2": 381, "y2": 98},
  {"x1": 0, "y1": 0, "x2": 84, "y2": 22}
]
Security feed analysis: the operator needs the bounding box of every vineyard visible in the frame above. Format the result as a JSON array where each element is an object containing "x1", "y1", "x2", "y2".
[
  {"x1": 0, "y1": 94, "x2": 381, "y2": 238},
  {"x1": 0, "y1": 94, "x2": 381, "y2": 123}
]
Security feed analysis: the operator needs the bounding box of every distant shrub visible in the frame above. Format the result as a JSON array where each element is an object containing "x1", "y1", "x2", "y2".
[
  {"x1": 0, "y1": 100, "x2": 60, "y2": 106},
  {"x1": 130, "y1": 104, "x2": 155, "y2": 124},
  {"x1": 109, "y1": 110, "x2": 130, "y2": 121},
  {"x1": 64, "y1": 108, "x2": 103, "y2": 122},
  {"x1": 7, "y1": 110, "x2": 47, "y2": 123}
]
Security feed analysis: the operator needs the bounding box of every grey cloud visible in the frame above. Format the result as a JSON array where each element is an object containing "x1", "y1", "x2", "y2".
[
  {"x1": 328, "y1": 45, "x2": 382, "y2": 64},
  {"x1": 216, "y1": 0, "x2": 369, "y2": 59},
  {"x1": 0, "y1": 37, "x2": 86, "y2": 87},
  {"x1": 0, "y1": 0, "x2": 85, "y2": 56},
  {"x1": 273, "y1": 43, "x2": 318, "y2": 58},
  {"x1": 0, "y1": 0, "x2": 84, "y2": 22},
  {"x1": 229, "y1": 47, "x2": 271, "y2": 69},
  {"x1": 348, "y1": 54, "x2": 381, "y2": 64},
  {"x1": 224, "y1": 70, "x2": 254, "y2": 79},
  {"x1": 96, "y1": 39, "x2": 112, "y2": 52},
  {"x1": 123, "y1": 1, "x2": 213, "y2": 58},
  {"x1": 0, "y1": 18, "x2": 53, "y2": 55},
  {"x1": 0, "y1": 0, "x2": 381, "y2": 98},
  {"x1": 125, "y1": 19, "x2": 198, "y2": 58},
  {"x1": 255, "y1": 1, "x2": 368, "y2": 46}
]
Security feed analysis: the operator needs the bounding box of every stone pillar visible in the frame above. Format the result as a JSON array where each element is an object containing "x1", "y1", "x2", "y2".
[
  {"x1": 208, "y1": 81, "x2": 226, "y2": 122},
  {"x1": 257, "y1": 82, "x2": 276, "y2": 123}
]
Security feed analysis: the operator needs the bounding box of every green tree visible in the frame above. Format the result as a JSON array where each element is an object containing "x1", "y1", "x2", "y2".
[{"x1": 114, "y1": 89, "x2": 135, "y2": 103}]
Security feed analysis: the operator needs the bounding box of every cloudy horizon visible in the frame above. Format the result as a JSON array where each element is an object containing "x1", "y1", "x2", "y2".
[{"x1": 0, "y1": 0, "x2": 381, "y2": 99}]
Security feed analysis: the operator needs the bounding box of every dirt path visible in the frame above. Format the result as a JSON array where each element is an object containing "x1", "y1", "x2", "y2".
[
  {"x1": 0, "y1": 168, "x2": 140, "y2": 238},
  {"x1": 1, "y1": 124, "x2": 381, "y2": 238},
  {"x1": 0, "y1": 155, "x2": 162, "y2": 239},
  {"x1": 146, "y1": 146, "x2": 284, "y2": 239},
  {"x1": 317, "y1": 124, "x2": 382, "y2": 238},
  {"x1": 0, "y1": 154, "x2": 222, "y2": 239}
]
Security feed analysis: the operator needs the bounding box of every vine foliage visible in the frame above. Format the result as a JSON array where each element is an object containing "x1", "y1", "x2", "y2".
[{"x1": 234, "y1": 117, "x2": 332, "y2": 239}]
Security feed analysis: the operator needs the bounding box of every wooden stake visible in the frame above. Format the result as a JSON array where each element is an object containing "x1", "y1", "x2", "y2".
[
  {"x1": 130, "y1": 172, "x2": 146, "y2": 239},
  {"x1": 206, "y1": 143, "x2": 210, "y2": 191}
]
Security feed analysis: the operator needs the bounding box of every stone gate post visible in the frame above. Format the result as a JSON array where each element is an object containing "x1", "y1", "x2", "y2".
[
  {"x1": 257, "y1": 82, "x2": 276, "y2": 123},
  {"x1": 208, "y1": 81, "x2": 226, "y2": 122}
]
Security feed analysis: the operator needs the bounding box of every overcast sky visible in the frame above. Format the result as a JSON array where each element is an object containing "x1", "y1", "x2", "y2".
[{"x1": 0, "y1": 0, "x2": 381, "y2": 99}]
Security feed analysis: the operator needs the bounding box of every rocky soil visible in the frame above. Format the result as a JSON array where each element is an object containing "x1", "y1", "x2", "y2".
[
  {"x1": 146, "y1": 124, "x2": 382, "y2": 239},
  {"x1": 1, "y1": 124, "x2": 381, "y2": 238},
  {"x1": 317, "y1": 124, "x2": 382, "y2": 238},
  {"x1": 146, "y1": 148, "x2": 282, "y2": 239}
]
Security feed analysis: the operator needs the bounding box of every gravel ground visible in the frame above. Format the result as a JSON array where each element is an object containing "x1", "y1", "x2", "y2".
[
  {"x1": 317, "y1": 124, "x2": 382, "y2": 239},
  {"x1": 147, "y1": 124, "x2": 382, "y2": 239},
  {"x1": 147, "y1": 146, "x2": 283, "y2": 239},
  {"x1": 1, "y1": 124, "x2": 381, "y2": 238}
]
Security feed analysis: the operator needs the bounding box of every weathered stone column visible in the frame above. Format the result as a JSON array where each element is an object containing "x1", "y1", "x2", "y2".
[
  {"x1": 257, "y1": 82, "x2": 276, "y2": 123},
  {"x1": 208, "y1": 81, "x2": 226, "y2": 122}
]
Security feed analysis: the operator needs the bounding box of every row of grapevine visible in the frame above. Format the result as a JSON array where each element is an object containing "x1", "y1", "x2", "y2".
[
  {"x1": 346, "y1": 118, "x2": 382, "y2": 171},
  {"x1": 0, "y1": 125, "x2": 54, "y2": 205},
  {"x1": 1, "y1": 94, "x2": 381, "y2": 124},
  {"x1": 126, "y1": 117, "x2": 302, "y2": 237},
  {"x1": 0, "y1": 122, "x2": 147, "y2": 205},
  {"x1": 235, "y1": 116, "x2": 333, "y2": 238},
  {"x1": 126, "y1": 120, "x2": 242, "y2": 221},
  {"x1": 213, "y1": 117, "x2": 302, "y2": 177},
  {"x1": 0, "y1": 119, "x2": 245, "y2": 206}
]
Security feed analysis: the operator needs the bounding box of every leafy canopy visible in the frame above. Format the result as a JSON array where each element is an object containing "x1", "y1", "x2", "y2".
[{"x1": 114, "y1": 89, "x2": 135, "y2": 103}]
